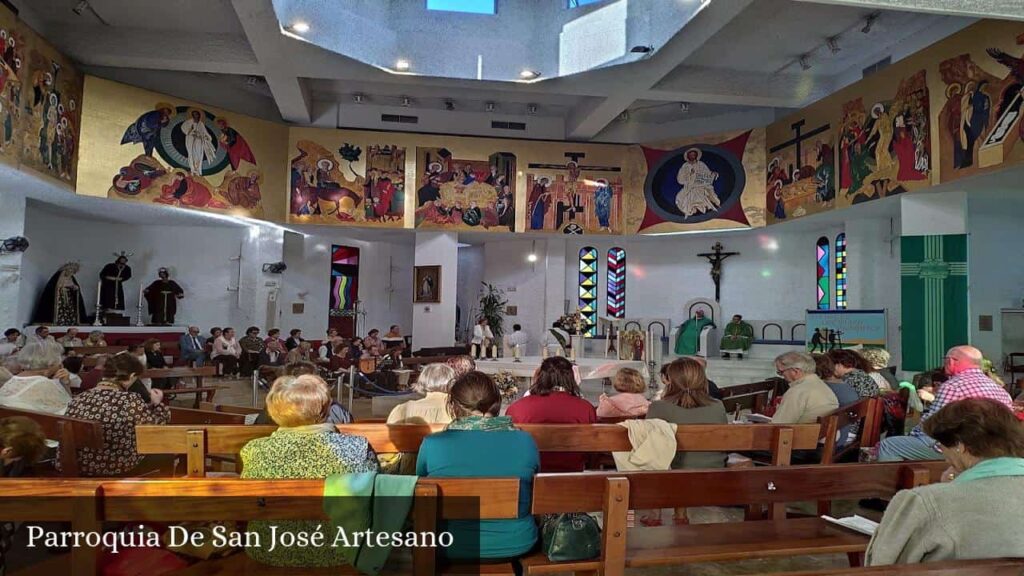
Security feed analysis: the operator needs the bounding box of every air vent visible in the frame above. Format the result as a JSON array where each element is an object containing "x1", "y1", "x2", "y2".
[
  {"x1": 862, "y1": 56, "x2": 891, "y2": 78},
  {"x1": 491, "y1": 121, "x2": 526, "y2": 131},
  {"x1": 381, "y1": 114, "x2": 418, "y2": 124}
]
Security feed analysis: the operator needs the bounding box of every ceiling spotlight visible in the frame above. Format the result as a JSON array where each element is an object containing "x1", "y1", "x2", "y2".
[
  {"x1": 630, "y1": 45, "x2": 653, "y2": 54},
  {"x1": 395, "y1": 59, "x2": 410, "y2": 71},
  {"x1": 679, "y1": 102, "x2": 691, "y2": 113},
  {"x1": 444, "y1": 99, "x2": 455, "y2": 111},
  {"x1": 72, "y1": 0, "x2": 89, "y2": 15},
  {"x1": 861, "y1": 12, "x2": 879, "y2": 34},
  {"x1": 245, "y1": 76, "x2": 260, "y2": 87},
  {"x1": 827, "y1": 37, "x2": 841, "y2": 55},
  {"x1": 519, "y1": 69, "x2": 540, "y2": 80},
  {"x1": 485, "y1": 101, "x2": 496, "y2": 112},
  {"x1": 799, "y1": 55, "x2": 812, "y2": 71},
  {"x1": 526, "y1": 253, "x2": 538, "y2": 263},
  {"x1": 400, "y1": 96, "x2": 411, "y2": 107},
  {"x1": 527, "y1": 104, "x2": 538, "y2": 115},
  {"x1": 618, "y1": 110, "x2": 630, "y2": 122},
  {"x1": 290, "y1": 20, "x2": 310, "y2": 33},
  {"x1": 353, "y1": 93, "x2": 365, "y2": 104}
]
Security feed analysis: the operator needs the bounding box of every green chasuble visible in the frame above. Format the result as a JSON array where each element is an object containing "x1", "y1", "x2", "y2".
[
  {"x1": 720, "y1": 321, "x2": 754, "y2": 352},
  {"x1": 674, "y1": 317, "x2": 714, "y2": 355}
]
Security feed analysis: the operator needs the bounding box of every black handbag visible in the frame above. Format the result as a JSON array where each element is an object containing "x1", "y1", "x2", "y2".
[{"x1": 540, "y1": 513, "x2": 601, "y2": 562}]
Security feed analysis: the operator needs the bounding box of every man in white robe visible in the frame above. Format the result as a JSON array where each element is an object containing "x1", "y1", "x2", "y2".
[
  {"x1": 182, "y1": 109, "x2": 216, "y2": 176},
  {"x1": 675, "y1": 148, "x2": 720, "y2": 217}
]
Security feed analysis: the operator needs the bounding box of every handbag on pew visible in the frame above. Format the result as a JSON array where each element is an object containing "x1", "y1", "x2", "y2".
[{"x1": 540, "y1": 513, "x2": 601, "y2": 562}]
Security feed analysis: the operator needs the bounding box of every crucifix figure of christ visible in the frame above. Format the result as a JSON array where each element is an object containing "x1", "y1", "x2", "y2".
[
  {"x1": 698, "y1": 242, "x2": 739, "y2": 302},
  {"x1": 529, "y1": 152, "x2": 621, "y2": 231}
]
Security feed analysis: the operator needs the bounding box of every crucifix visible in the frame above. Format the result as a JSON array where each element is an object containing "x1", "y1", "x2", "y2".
[{"x1": 698, "y1": 242, "x2": 739, "y2": 302}]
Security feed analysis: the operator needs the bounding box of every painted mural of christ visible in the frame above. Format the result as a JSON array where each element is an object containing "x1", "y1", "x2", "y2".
[
  {"x1": 182, "y1": 108, "x2": 216, "y2": 176},
  {"x1": 675, "y1": 148, "x2": 720, "y2": 217}
]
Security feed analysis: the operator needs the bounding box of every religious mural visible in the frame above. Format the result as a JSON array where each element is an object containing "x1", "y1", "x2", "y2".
[
  {"x1": 414, "y1": 147, "x2": 515, "y2": 231},
  {"x1": 623, "y1": 129, "x2": 767, "y2": 234},
  {"x1": 838, "y1": 70, "x2": 931, "y2": 206},
  {"x1": 765, "y1": 117, "x2": 835, "y2": 224},
  {"x1": 525, "y1": 157, "x2": 624, "y2": 234},
  {"x1": 288, "y1": 134, "x2": 405, "y2": 226},
  {"x1": 0, "y1": 4, "x2": 83, "y2": 188},
  {"x1": 935, "y1": 22, "x2": 1024, "y2": 181},
  {"x1": 77, "y1": 77, "x2": 288, "y2": 220}
]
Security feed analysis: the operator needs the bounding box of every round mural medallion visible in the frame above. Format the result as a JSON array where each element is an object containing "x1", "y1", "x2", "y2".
[
  {"x1": 155, "y1": 106, "x2": 229, "y2": 176},
  {"x1": 642, "y1": 144, "x2": 746, "y2": 224}
]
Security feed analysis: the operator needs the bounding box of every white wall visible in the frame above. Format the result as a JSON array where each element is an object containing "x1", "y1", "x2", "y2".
[
  {"x1": 277, "y1": 231, "x2": 414, "y2": 339},
  {"x1": 968, "y1": 193, "x2": 1024, "y2": 363},
  {"x1": 845, "y1": 216, "x2": 902, "y2": 365},
  {"x1": 482, "y1": 240, "x2": 550, "y2": 354},
  {"x1": 412, "y1": 232, "x2": 459, "y2": 349},
  {"x1": 0, "y1": 190, "x2": 26, "y2": 329},
  {"x1": 19, "y1": 205, "x2": 254, "y2": 329}
]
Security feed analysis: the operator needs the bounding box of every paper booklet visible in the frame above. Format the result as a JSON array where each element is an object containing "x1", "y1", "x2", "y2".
[{"x1": 822, "y1": 515, "x2": 879, "y2": 536}]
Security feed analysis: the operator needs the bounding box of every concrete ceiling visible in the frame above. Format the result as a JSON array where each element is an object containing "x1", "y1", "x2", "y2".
[{"x1": 13, "y1": 0, "x2": 987, "y2": 143}]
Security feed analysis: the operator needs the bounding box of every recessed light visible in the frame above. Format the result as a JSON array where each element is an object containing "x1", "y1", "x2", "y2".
[
  {"x1": 290, "y1": 21, "x2": 310, "y2": 33},
  {"x1": 527, "y1": 253, "x2": 538, "y2": 263},
  {"x1": 395, "y1": 59, "x2": 410, "y2": 71},
  {"x1": 519, "y1": 69, "x2": 540, "y2": 80}
]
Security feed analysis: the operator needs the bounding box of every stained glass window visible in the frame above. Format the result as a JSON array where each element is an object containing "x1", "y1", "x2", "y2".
[
  {"x1": 835, "y1": 233, "x2": 847, "y2": 310},
  {"x1": 816, "y1": 236, "x2": 830, "y2": 310},
  {"x1": 331, "y1": 245, "x2": 360, "y2": 337},
  {"x1": 578, "y1": 246, "x2": 598, "y2": 337},
  {"x1": 606, "y1": 247, "x2": 625, "y2": 319}
]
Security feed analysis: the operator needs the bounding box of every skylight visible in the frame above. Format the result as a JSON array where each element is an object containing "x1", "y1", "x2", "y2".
[{"x1": 427, "y1": 0, "x2": 496, "y2": 14}]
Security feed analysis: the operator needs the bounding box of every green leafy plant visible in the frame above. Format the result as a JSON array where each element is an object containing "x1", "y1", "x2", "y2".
[{"x1": 478, "y1": 282, "x2": 509, "y2": 339}]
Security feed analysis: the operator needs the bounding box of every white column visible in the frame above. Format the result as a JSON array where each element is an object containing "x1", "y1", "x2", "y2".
[
  {"x1": 239, "y1": 225, "x2": 285, "y2": 331},
  {"x1": 543, "y1": 237, "x2": 566, "y2": 326},
  {"x1": 0, "y1": 190, "x2": 26, "y2": 329},
  {"x1": 412, "y1": 232, "x2": 458, "y2": 350}
]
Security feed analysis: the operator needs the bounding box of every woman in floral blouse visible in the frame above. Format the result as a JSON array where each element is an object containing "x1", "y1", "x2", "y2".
[
  {"x1": 58, "y1": 353, "x2": 170, "y2": 476},
  {"x1": 828, "y1": 349, "x2": 881, "y2": 399},
  {"x1": 241, "y1": 374, "x2": 378, "y2": 567}
]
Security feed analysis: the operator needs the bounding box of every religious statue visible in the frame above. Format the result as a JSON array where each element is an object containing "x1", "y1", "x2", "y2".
[
  {"x1": 143, "y1": 268, "x2": 185, "y2": 325},
  {"x1": 674, "y1": 309, "x2": 714, "y2": 356},
  {"x1": 99, "y1": 251, "x2": 133, "y2": 311},
  {"x1": 32, "y1": 262, "x2": 88, "y2": 325},
  {"x1": 719, "y1": 314, "x2": 754, "y2": 359},
  {"x1": 698, "y1": 242, "x2": 739, "y2": 302}
]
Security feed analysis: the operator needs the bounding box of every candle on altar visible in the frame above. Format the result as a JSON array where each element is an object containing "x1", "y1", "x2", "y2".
[
  {"x1": 490, "y1": 345, "x2": 498, "y2": 359},
  {"x1": 513, "y1": 344, "x2": 520, "y2": 359},
  {"x1": 95, "y1": 280, "x2": 102, "y2": 308},
  {"x1": 138, "y1": 283, "x2": 144, "y2": 307}
]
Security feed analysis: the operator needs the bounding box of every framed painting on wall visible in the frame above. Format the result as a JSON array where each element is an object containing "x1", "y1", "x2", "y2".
[{"x1": 413, "y1": 265, "x2": 442, "y2": 303}]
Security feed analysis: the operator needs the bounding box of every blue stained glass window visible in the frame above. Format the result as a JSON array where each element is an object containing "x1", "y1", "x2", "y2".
[
  {"x1": 578, "y1": 247, "x2": 598, "y2": 337},
  {"x1": 816, "y1": 237, "x2": 830, "y2": 310},
  {"x1": 835, "y1": 233, "x2": 847, "y2": 310}
]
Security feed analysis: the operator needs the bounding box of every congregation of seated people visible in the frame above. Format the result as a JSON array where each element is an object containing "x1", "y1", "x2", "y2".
[{"x1": 1, "y1": 324, "x2": 1023, "y2": 572}]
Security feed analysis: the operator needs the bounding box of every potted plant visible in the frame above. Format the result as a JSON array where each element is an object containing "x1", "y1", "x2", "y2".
[{"x1": 478, "y1": 282, "x2": 509, "y2": 339}]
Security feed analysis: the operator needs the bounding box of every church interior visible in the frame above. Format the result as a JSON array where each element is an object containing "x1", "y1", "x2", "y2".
[{"x1": 1, "y1": 0, "x2": 1024, "y2": 574}]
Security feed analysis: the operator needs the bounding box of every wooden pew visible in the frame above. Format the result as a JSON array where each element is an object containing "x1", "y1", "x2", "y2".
[
  {"x1": 145, "y1": 366, "x2": 219, "y2": 408},
  {"x1": 69, "y1": 345, "x2": 127, "y2": 356},
  {"x1": 720, "y1": 378, "x2": 784, "y2": 415},
  {"x1": 135, "y1": 422, "x2": 820, "y2": 478},
  {"x1": 168, "y1": 406, "x2": 247, "y2": 425},
  {"x1": 198, "y1": 401, "x2": 262, "y2": 416},
  {"x1": 524, "y1": 461, "x2": 949, "y2": 575},
  {"x1": 0, "y1": 406, "x2": 103, "y2": 477},
  {"x1": 820, "y1": 398, "x2": 883, "y2": 465},
  {"x1": 401, "y1": 355, "x2": 455, "y2": 369},
  {"x1": 779, "y1": 558, "x2": 1024, "y2": 575}
]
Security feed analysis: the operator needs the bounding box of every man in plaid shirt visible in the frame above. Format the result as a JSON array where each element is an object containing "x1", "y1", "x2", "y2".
[{"x1": 878, "y1": 345, "x2": 1013, "y2": 461}]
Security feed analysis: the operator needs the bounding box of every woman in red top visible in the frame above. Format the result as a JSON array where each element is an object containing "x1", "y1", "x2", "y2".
[{"x1": 506, "y1": 356, "x2": 597, "y2": 472}]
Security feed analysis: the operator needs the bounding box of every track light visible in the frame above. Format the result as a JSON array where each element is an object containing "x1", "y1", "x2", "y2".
[
  {"x1": 72, "y1": 0, "x2": 89, "y2": 15},
  {"x1": 861, "y1": 12, "x2": 879, "y2": 34},
  {"x1": 630, "y1": 45, "x2": 653, "y2": 54},
  {"x1": 527, "y1": 104, "x2": 538, "y2": 115},
  {"x1": 679, "y1": 102, "x2": 690, "y2": 113},
  {"x1": 827, "y1": 37, "x2": 841, "y2": 55},
  {"x1": 444, "y1": 100, "x2": 455, "y2": 111},
  {"x1": 618, "y1": 110, "x2": 630, "y2": 122},
  {"x1": 400, "y1": 96, "x2": 411, "y2": 107},
  {"x1": 799, "y1": 55, "x2": 812, "y2": 71},
  {"x1": 485, "y1": 101, "x2": 496, "y2": 112},
  {"x1": 353, "y1": 93, "x2": 365, "y2": 104}
]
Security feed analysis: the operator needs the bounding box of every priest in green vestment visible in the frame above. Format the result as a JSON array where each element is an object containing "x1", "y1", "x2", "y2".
[
  {"x1": 720, "y1": 314, "x2": 754, "y2": 358},
  {"x1": 674, "y1": 310, "x2": 715, "y2": 355}
]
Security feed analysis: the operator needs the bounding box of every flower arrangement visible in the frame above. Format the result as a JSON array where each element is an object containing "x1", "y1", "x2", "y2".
[
  {"x1": 493, "y1": 370, "x2": 520, "y2": 402},
  {"x1": 555, "y1": 309, "x2": 585, "y2": 335}
]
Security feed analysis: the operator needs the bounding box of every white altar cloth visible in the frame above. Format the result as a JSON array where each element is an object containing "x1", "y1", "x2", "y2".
[{"x1": 475, "y1": 356, "x2": 648, "y2": 381}]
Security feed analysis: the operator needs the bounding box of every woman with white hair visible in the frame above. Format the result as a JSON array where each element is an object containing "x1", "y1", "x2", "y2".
[
  {"x1": 860, "y1": 348, "x2": 898, "y2": 392},
  {"x1": 387, "y1": 363, "x2": 457, "y2": 425},
  {"x1": 0, "y1": 341, "x2": 73, "y2": 415}
]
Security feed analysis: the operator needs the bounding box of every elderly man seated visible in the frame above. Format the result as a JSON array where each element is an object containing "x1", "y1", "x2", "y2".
[{"x1": 771, "y1": 351, "x2": 839, "y2": 424}]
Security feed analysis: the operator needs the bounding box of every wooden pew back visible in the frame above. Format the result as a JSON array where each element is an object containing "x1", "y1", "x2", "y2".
[
  {"x1": 135, "y1": 422, "x2": 821, "y2": 477},
  {"x1": 198, "y1": 401, "x2": 262, "y2": 416},
  {"x1": 168, "y1": 407, "x2": 247, "y2": 425},
  {"x1": 0, "y1": 406, "x2": 103, "y2": 476},
  {"x1": 819, "y1": 397, "x2": 882, "y2": 465}
]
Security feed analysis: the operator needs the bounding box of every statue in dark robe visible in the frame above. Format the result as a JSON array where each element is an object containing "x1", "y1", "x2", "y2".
[
  {"x1": 143, "y1": 268, "x2": 184, "y2": 325},
  {"x1": 99, "y1": 253, "x2": 133, "y2": 310},
  {"x1": 32, "y1": 262, "x2": 88, "y2": 325}
]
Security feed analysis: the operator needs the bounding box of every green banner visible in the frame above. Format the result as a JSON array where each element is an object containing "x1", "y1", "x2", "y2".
[{"x1": 900, "y1": 234, "x2": 968, "y2": 372}]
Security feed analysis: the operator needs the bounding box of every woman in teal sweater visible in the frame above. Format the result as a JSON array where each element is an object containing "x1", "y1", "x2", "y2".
[{"x1": 416, "y1": 371, "x2": 540, "y2": 560}]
